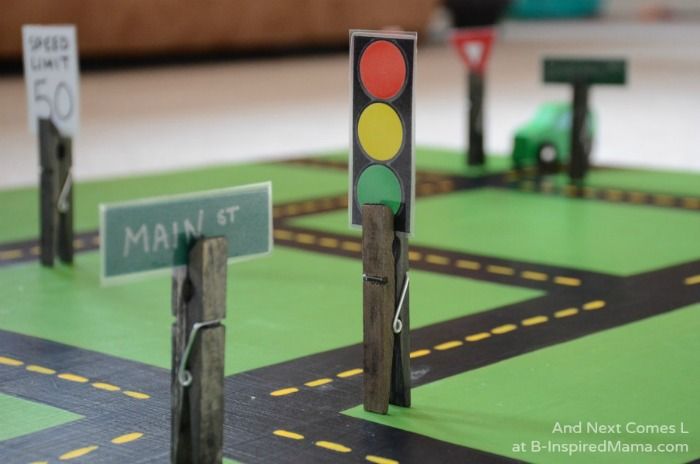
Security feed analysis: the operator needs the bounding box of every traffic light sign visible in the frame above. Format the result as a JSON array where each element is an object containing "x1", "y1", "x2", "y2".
[{"x1": 350, "y1": 30, "x2": 416, "y2": 234}]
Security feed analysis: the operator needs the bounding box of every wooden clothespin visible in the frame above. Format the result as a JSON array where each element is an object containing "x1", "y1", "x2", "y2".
[
  {"x1": 543, "y1": 58, "x2": 627, "y2": 184},
  {"x1": 172, "y1": 237, "x2": 227, "y2": 464},
  {"x1": 569, "y1": 81, "x2": 590, "y2": 183},
  {"x1": 38, "y1": 118, "x2": 73, "y2": 267},
  {"x1": 362, "y1": 204, "x2": 411, "y2": 414}
]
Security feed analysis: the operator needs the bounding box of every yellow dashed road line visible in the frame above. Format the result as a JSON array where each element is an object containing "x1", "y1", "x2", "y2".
[
  {"x1": 270, "y1": 387, "x2": 299, "y2": 397},
  {"x1": 553, "y1": 276, "x2": 581, "y2": 287},
  {"x1": 456, "y1": 259, "x2": 481, "y2": 270},
  {"x1": 58, "y1": 445, "x2": 99, "y2": 460},
  {"x1": 337, "y1": 368, "x2": 363, "y2": 378},
  {"x1": 521, "y1": 315, "x2": 548, "y2": 326},
  {"x1": 274, "y1": 430, "x2": 397, "y2": 462},
  {"x1": 295, "y1": 233, "x2": 316, "y2": 245},
  {"x1": 465, "y1": 332, "x2": 491, "y2": 342},
  {"x1": 2, "y1": 354, "x2": 149, "y2": 399},
  {"x1": 34, "y1": 432, "x2": 143, "y2": 463},
  {"x1": 319, "y1": 237, "x2": 339, "y2": 248},
  {"x1": 583, "y1": 300, "x2": 606, "y2": 311},
  {"x1": 425, "y1": 254, "x2": 449, "y2": 265},
  {"x1": 491, "y1": 324, "x2": 517, "y2": 335},
  {"x1": 554, "y1": 307, "x2": 579, "y2": 318},
  {"x1": 653, "y1": 194, "x2": 675, "y2": 206},
  {"x1": 684, "y1": 275, "x2": 700, "y2": 286},
  {"x1": 304, "y1": 378, "x2": 332, "y2": 387},
  {"x1": 437, "y1": 180, "x2": 455, "y2": 191},
  {"x1": 273, "y1": 229, "x2": 294, "y2": 240},
  {"x1": 111, "y1": 432, "x2": 143, "y2": 444},
  {"x1": 409, "y1": 349, "x2": 431, "y2": 359},
  {"x1": 92, "y1": 382, "x2": 120, "y2": 392},
  {"x1": 315, "y1": 441, "x2": 352, "y2": 453},
  {"x1": 57, "y1": 373, "x2": 89, "y2": 383},
  {"x1": 26, "y1": 365, "x2": 56, "y2": 375},
  {"x1": 274, "y1": 429, "x2": 304, "y2": 440},
  {"x1": 605, "y1": 189, "x2": 623, "y2": 201},
  {"x1": 341, "y1": 241, "x2": 362, "y2": 252},
  {"x1": 270, "y1": 299, "x2": 607, "y2": 398},
  {"x1": 301, "y1": 201, "x2": 319, "y2": 213},
  {"x1": 0, "y1": 249, "x2": 23, "y2": 260},
  {"x1": 0, "y1": 355, "x2": 23, "y2": 366},
  {"x1": 487, "y1": 265, "x2": 515, "y2": 276},
  {"x1": 521, "y1": 271, "x2": 548, "y2": 281},
  {"x1": 123, "y1": 391, "x2": 150, "y2": 400},
  {"x1": 434, "y1": 340, "x2": 463, "y2": 351},
  {"x1": 270, "y1": 229, "x2": 588, "y2": 287},
  {"x1": 367, "y1": 455, "x2": 400, "y2": 464},
  {"x1": 628, "y1": 192, "x2": 646, "y2": 203},
  {"x1": 682, "y1": 197, "x2": 700, "y2": 209}
]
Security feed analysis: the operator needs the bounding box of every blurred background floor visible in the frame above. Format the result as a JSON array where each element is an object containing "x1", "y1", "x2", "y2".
[{"x1": 1, "y1": 19, "x2": 699, "y2": 189}]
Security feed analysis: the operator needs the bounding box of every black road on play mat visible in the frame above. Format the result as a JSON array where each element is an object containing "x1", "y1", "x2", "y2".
[{"x1": 1, "y1": 159, "x2": 699, "y2": 463}]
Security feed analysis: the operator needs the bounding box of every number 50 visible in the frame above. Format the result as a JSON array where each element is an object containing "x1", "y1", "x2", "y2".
[{"x1": 34, "y1": 78, "x2": 74, "y2": 121}]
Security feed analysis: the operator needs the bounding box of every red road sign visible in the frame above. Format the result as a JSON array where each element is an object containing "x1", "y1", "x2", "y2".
[{"x1": 450, "y1": 27, "x2": 495, "y2": 74}]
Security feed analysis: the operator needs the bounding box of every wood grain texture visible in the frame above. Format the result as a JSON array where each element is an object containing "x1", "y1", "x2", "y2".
[
  {"x1": 390, "y1": 232, "x2": 411, "y2": 407},
  {"x1": 361, "y1": 205, "x2": 395, "y2": 414},
  {"x1": 56, "y1": 136, "x2": 73, "y2": 264},
  {"x1": 468, "y1": 71, "x2": 485, "y2": 166},
  {"x1": 570, "y1": 83, "x2": 590, "y2": 182},
  {"x1": 172, "y1": 237, "x2": 227, "y2": 464},
  {"x1": 38, "y1": 119, "x2": 74, "y2": 266},
  {"x1": 0, "y1": 0, "x2": 439, "y2": 58},
  {"x1": 38, "y1": 119, "x2": 58, "y2": 267}
]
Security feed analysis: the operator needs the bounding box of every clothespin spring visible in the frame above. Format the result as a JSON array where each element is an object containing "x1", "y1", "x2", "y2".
[
  {"x1": 363, "y1": 274, "x2": 387, "y2": 285},
  {"x1": 57, "y1": 170, "x2": 72, "y2": 214},
  {"x1": 392, "y1": 274, "x2": 410, "y2": 334},
  {"x1": 177, "y1": 319, "x2": 223, "y2": 387}
]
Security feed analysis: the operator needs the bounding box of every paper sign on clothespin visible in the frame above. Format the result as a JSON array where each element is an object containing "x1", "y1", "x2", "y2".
[
  {"x1": 22, "y1": 25, "x2": 80, "y2": 137},
  {"x1": 449, "y1": 27, "x2": 494, "y2": 75}
]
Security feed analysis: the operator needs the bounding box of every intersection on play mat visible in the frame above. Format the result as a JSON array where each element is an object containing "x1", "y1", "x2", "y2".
[{"x1": 0, "y1": 147, "x2": 699, "y2": 463}]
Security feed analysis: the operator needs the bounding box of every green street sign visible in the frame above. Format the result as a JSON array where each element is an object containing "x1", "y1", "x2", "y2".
[
  {"x1": 100, "y1": 182, "x2": 272, "y2": 282},
  {"x1": 543, "y1": 58, "x2": 626, "y2": 85}
]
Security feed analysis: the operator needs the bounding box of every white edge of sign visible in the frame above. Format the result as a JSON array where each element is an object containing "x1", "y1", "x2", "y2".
[
  {"x1": 99, "y1": 181, "x2": 273, "y2": 287},
  {"x1": 347, "y1": 29, "x2": 417, "y2": 237}
]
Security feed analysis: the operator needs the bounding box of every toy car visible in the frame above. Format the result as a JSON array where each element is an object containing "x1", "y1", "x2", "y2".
[{"x1": 511, "y1": 102, "x2": 595, "y2": 170}]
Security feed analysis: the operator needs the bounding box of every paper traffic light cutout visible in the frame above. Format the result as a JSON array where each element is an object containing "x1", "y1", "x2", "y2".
[
  {"x1": 450, "y1": 27, "x2": 494, "y2": 75},
  {"x1": 350, "y1": 30, "x2": 416, "y2": 234}
]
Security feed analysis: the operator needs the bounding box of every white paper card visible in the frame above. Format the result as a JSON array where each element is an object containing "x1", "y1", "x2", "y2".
[{"x1": 22, "y1": 25, "x2": 80, "y2": 136}]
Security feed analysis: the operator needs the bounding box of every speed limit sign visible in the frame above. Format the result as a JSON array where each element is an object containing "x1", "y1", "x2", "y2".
[{"x1": 22, "y1": 25, "x2": 80, "y2": 137}]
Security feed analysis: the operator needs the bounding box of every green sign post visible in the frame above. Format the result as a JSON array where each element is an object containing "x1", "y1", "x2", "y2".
[
  {"x1": 543, "y1": 58, "x2": 627, "y2": 182},
  {"x1": 544, "y1": 58, "x2": 626, "y2": 85},
  {"x1": 100, "y1": 182, "x2": 272, "y2": 462},
  {"x1": 99, "y1": 182, "x2": 272, "y2": 282}
]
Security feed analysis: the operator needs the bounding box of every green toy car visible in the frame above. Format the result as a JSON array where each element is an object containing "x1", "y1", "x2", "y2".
[{"x1": 511, "y1": 102, "x2": 595, "y2": 170}]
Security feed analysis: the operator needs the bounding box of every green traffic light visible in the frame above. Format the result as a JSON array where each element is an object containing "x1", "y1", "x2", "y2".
[{"x1": 356, "y1": 164, "x2": 403, "y2": 215}]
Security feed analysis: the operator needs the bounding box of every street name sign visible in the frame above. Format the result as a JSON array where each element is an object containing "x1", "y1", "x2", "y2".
[{"x1": 100, "y1": 182, "x2": 272, "y2": 282}]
